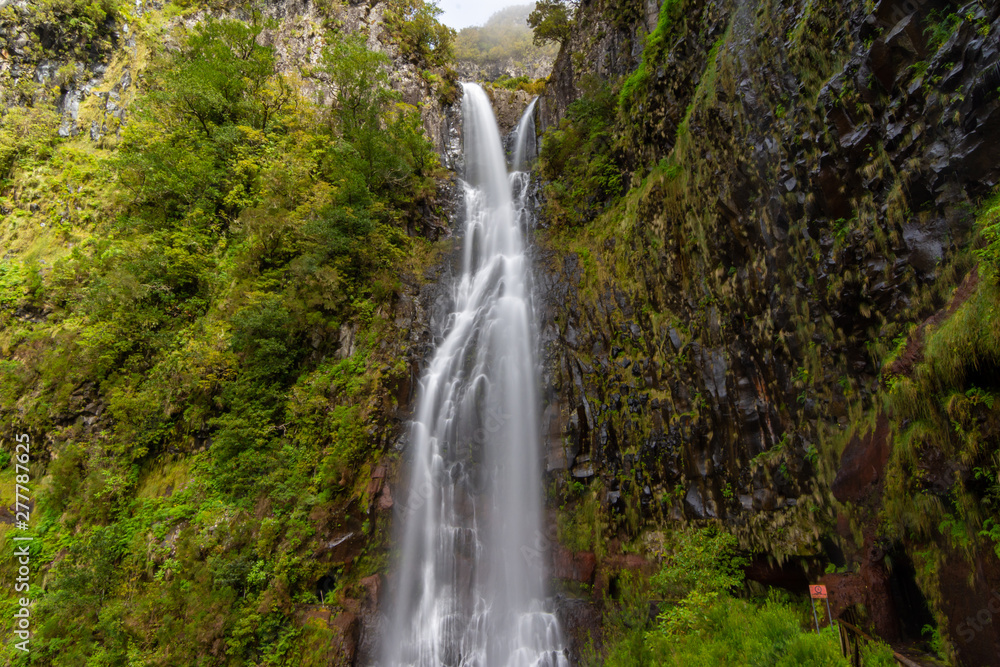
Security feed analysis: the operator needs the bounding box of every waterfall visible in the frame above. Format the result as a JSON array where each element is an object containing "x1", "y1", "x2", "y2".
[
  {"x1": 381, "y1": 84, "x2": 566, "y2": 667},
  {"x1": 511, "y1": 97, "x2": 538, "y2": 173}
]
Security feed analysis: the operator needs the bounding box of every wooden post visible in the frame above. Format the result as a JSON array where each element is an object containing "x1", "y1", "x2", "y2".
[{"x1": 837, "y1": 619, "x2": 924, "y2": 667}]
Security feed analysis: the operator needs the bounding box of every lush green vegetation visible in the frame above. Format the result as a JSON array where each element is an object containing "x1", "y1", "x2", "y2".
[
  {"x1": 0, "y1": 106, "x2": 61, "y2": 185},
  {"x1": 490, "y1": 74, "x2": 547, "y2": 95},
  {"x1": 0, "y1": 5, "x2": 448, "y2": 664},
  {"x1": 538, "y1": 77, "x2": 622, "y2": 227},
  {"x1": 586, "y1": 528, "x2": 852, "y2": 666},
  {"x1": 617, "y1": 0, "x2": 682, "y2": 114},
  {"x1": 384, "y1": 0, "x2": 455, "y2": 69},
  {"x1": 527, "y1": 0, "x2": 574, "y2": 46},
  {"x1": 860, "y1": 192, "x2": 1000, "y2": 661},
  {"x1": 535, "y1": 0, "x2": 999, "y2": 659},
  {"x1": 384, "y1": 0, "x2": 460, "y2": 103},
  {"x1": 978, "y1": 192, "x2": 1000, "y2": 278},
  {"x1": 0, "y1": 0, "x2": 122, "y2": 64}
]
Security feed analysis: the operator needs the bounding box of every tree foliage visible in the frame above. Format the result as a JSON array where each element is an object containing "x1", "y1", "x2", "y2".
[
  {"x1": 527, "y1": 0, "x2": 574, "y2": 46},
  {"x1": 0, "y1": 12, "x2": 445, "y2": 665},
  {"x1": 384, "y1": 0, "x2": 455, "y2": 67}
]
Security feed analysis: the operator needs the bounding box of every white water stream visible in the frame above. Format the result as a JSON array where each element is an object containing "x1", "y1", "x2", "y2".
[{"x1": 380, "y1": 84, "x2": 567, "y2": 667}]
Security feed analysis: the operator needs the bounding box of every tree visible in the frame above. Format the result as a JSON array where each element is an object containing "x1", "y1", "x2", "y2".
[
  {"x1": 117, "y1": 13, "x2": 292, "y2": 229},
  {"x1": 322, "y1": 33, "x2": 394, "y2": 140},
  {"x1": 527, "y1": 0, "x2": 574, "y2": 46},
  {"x1": 153, "y1": 12, "x2": 290, "y2": 136},
  {"x1": 384, "y1": 0, "x2": 455, "y2": 67},
  {"x1": 320, "y1": 33, "x2": 440, "y2": 198}
]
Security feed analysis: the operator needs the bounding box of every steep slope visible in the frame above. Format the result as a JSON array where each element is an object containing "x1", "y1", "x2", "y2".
[
  {"x1": 531, "y1": 0, "x2": 1000, "y2": 663},
  {"x1": 0, "y1": 0, "x2": 461, "y2": 664}
]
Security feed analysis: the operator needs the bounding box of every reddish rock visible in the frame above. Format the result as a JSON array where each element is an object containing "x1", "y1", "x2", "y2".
[
  {"x1": 885, "y1": 267, "x2": 979, "y2": 379},
  {"x1": 821, "y1": 571, "x2": 867, "y2": 620},
  {"x1": 553, "y1": 547, "x2": 574, "y2": 580},
  {"x1": 378, "y1": 484, "x2": 394, "y2": 510},
  {"x1": 820, "y1": 531, "x2": 904, "y2": 644},
  {"x1": 552, "y1": 548, "x2": 597, "y2": 584},
  {"x1": 330, "y1": 610, "x2": 359, "y2": 666},
  {"x1": 831, "y1": 413, "x2": 891, "y2": 503},
  {"x1": 592, "y1": 554, "x2": 654, "y2": 600},
  {"x1": 301, "y1": 606, "x2": 332, "y2": 625},
  {"x1": 360, "y1": 574, "x2": 381, "y2": 608},
  {"x1": 575, "y1": 551, "x2": 597, "y2": 584},
  {"x1": 835, "y1": 511, "x2": 852, "y2": 540},
  {"x1": 366, "y1": 476, "x2": 383, "y2": 500}
]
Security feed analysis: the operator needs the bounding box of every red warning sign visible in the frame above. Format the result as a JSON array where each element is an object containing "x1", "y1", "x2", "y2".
[{"x1": 810, "y1": 584, "x2": 828, "y2": 599}]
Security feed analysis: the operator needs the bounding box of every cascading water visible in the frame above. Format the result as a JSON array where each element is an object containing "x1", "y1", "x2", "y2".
[
  {"x1": 380, "y1": 84, "x2": 567, "y2": 667},
  {"x1": 511, "y1": 97, "x2": 538, "y2": 172}
]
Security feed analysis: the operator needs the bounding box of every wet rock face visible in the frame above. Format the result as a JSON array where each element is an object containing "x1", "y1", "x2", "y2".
[
  {"x1": 534, "y1": 0, "x2": 1000, "y2": 569},
  {"x1": 830, "y1": 414, "x2": 891, "y2": 503},
  {"x1": 485, "y1": 86, "x2": 536, "y2": 137},
  {"x1": 539, "y1": 0, "x2": 656, "y2": 131},
  {"x1": 535, "y1": 0, "x2": 1000, "y2": 659}
]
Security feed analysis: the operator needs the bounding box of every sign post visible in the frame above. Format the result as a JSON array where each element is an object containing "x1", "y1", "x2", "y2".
[{"x1": 810, "y1": 585, "x2": 828, "y2": 633}]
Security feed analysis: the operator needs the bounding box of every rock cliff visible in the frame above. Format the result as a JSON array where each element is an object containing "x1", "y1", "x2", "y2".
[{"x1": 531, "y1": 0, "x2": 1000, "y2": 663}]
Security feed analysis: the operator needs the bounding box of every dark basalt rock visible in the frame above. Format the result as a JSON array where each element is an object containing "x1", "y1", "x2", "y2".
[{"x1": 534, "y1": 0, "x2": 1000, "y2": 659}]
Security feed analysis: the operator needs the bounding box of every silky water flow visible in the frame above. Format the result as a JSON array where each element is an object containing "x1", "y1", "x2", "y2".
[{"x1": 380, "y1": 84, "x2": 567, "y2": 667}]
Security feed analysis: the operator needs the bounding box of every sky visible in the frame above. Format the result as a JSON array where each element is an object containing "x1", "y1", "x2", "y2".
[{"x1": 433, "y1": 0, "x2": 531, "y2": 29}]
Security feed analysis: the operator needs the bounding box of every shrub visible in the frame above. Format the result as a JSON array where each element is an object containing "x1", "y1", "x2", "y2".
[
  {"x1": 539, "y1": 77, "x2": 622, "y2": 226},
  {"x1": 593, "y1": 527, "x2": 847, "y2": 666},
  {"x1": 977, "y1": 191, "x2": 1000, "y2": 279},
  {"x1": 0, "y1": 105, "x2": 61, "y2": 182}
]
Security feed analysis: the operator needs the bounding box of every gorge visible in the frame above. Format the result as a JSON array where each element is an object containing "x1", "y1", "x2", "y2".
[{"x1": 0, "y1": 0, "x2": 999, "y2": 665}]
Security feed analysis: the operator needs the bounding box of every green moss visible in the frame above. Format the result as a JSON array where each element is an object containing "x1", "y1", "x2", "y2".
[
  {"x1": 976, "y1": 191, "x2": 1000, "y2": 278},
  {"x1": 617, "y1": 0, "x2": 683, "y2": 112},
  {"x1": 673, "y1": 35, "x2": 725, "y2": 151},
  {"x1": 557, "y1": 482, "x2": 604, "y2": 554}
]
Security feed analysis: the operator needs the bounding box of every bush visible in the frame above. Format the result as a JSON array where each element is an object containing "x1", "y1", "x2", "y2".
[
  {"x1": 491, "y1": 74, "x2": 547, "y2": 95},
  {"x1": 0, "y1": 11, "x2": 449, "y2": 664},
  {"x1": 0, "y1": 105, "x2": 61, "y2": 183},
  {"x1": 977, "y1": 191, "x2": 1000, "y2": 279},
  {"x1": 593, "y1": 527, "x2": 848, "y2": 667},
  {"x1": 539, "y1": 77, "x2": 622, "y2": 226}
]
